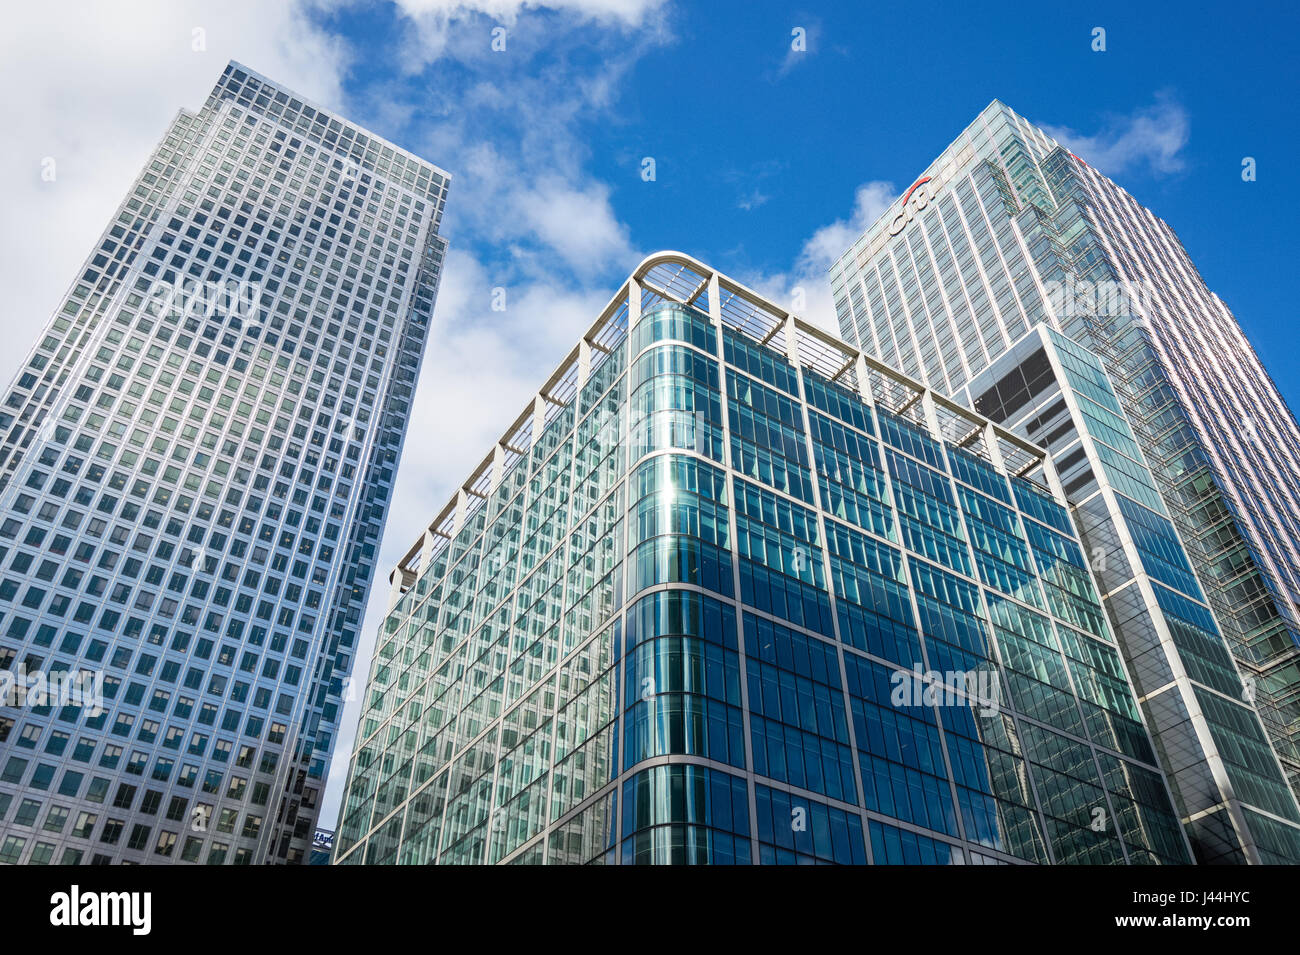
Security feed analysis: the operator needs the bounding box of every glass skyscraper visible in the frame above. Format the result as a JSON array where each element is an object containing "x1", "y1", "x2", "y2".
[
  {"x1": 0, "y1": 62, "x2": 449, "y2": 864},
  {"x1": 967, "y1": 327, "x2": 1300, "y2": 862},
  {"x1": 829, "y1": 101, "x2": 1300, "y2": 862},
  {"x1": 334, "y1": 251, "x2": 1193, "y2": 865}
]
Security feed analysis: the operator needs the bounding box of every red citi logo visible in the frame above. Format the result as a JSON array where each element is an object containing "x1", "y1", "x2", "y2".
[{"x1": 887, "y1": 174, "x2": 940, "y2": 236}]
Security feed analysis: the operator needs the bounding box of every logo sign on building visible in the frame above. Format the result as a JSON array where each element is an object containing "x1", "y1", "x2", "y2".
[
  {"x1": 887, "y1": 175, "x2": 940, "y2": 236},
  {"x1": 854, "y1": 145, "x2": 975, "y2": 270}
]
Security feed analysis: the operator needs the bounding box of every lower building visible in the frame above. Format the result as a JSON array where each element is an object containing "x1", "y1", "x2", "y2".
[
  {"x1": 332, "y1": 252, "x2": 1192, "y2": 864},
  {"x1": 969, "y1": 326, "x2": 1300, "y2": 863}
]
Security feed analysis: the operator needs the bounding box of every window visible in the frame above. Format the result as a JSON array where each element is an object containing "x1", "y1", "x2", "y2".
[
  {"x1": 43, "y1": 805, "x2": 69, "y2": 833},
  {"x1": 14, "y1": 799, "x2": 42, "y2": 827},
  {"x1": 99, "y1": 818, "x2": 124, "y2": 845},
  {"x1": 0, "y1": 836, "x2": 28, "y2": 864},
  {"x1": 127, "y1": 823, "x2": 151, "y2": 851}
]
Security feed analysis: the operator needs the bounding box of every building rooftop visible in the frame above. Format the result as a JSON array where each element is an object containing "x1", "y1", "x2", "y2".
[{"x1": 386, "y1": 250, "x2": 1056, "y2": 606}]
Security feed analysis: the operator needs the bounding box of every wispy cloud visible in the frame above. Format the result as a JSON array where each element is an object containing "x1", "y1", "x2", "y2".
[
  {"x1": 345, "y1": 4, "x2": 669, "y2": 283},
  {"x1": 1042, "y1": 93, "x2": 1190, "y2": 177},
  {"x1": 719, "y1": 158, "x2": 783, "y2": 212},
  {"x1": 389, "y1": 0, "x2": 670, "y2": 71},
  {"x1": 515, "y1": 178, "x2": 636, "y2": 272},
  {"x1": 325, "y1": 2, "x2": 671, "y2": 822},
  {"x1": 798, "y1": 180, "x2": 896, "y2": 276},
  {"x1": 741, "y1": 179, "x2": 896, "y2": 334},
  {"x1": 774, "y1": 16, "x2": 819, "y2": 79}
]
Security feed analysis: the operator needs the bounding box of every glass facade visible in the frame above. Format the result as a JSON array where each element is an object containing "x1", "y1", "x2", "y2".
[
  {"x1": 830, "y1": 102, "x2": 1300, "y2": 861},
  {"x1": 968, "y1": 327, "x2": 1300, "y2": 863},
  {"x1": 334, "y1": 253, "x2": 1190, "y2": 865},
  {"x1": 0, "y1": 62, "x2": 449, "y2": 864}
]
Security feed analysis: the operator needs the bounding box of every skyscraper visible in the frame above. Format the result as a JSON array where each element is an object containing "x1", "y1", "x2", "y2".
[
  {"x1": 829, "y1": 101, "x2": 1300, "y2": 862},
  {"x1": 0, "y1": 62, "x2": 449, "y2": 864},
  {"x1": 333, "y1": 251, "x2": 1192, "y2": 865}
]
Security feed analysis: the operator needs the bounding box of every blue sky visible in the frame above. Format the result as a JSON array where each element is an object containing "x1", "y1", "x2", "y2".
[
  {"x1": 4, "y1": 0, "x2": 1298, "y2": 828},
  {"x1": 318, "y1": 0, "x2": 1300, "y2": 385}
]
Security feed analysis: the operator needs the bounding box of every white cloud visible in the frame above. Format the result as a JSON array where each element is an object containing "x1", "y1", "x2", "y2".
[
  {"x1": 516, "y1": 178, "x2": 636, "y2": 274},
  {"x1": 798, "y1": 180, "x2": 896, "y2": 276},
  {"x1": 375, "y1": 255, "x2": 595, "y2": 552},
  {"x1": 379, "y1": 251, "x2": 614, "y2": 539},
  {"x1": 319, "y1": 4, "x2": 665, "y2": 826},
  {"x1": 0, "y1": 0, "x2": 351, "y2": 389},
  {"x1": 736, "y1": 179, "x2": 896, "y2": 336},
  {"x1": 394, "y1": 0, "x2": 667, "y2": 26},
  {"x1": 390, "y1": 0, "x2": 669, "y2": 70},
  {"x1": 1041, "y1": 94, "x2": 1190, "y2": 177}
]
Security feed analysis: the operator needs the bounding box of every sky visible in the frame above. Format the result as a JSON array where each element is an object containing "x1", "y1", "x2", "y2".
[{"x1": 3, "y1": 0, "x2": 1298, "y2": 830}]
